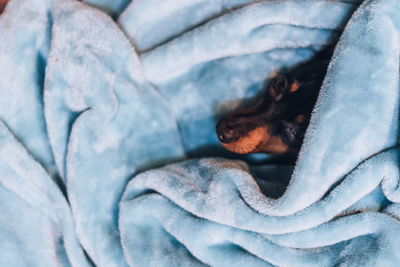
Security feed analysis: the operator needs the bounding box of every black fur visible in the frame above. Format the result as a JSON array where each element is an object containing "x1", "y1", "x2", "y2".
[{"x1": 216, "y1": 46, "x2": 334, "y2": 153}]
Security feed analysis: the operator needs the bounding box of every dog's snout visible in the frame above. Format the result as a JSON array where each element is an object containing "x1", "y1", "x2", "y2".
[{"x1": 216, "y1": 119, "x2": 241, "y2": 144}]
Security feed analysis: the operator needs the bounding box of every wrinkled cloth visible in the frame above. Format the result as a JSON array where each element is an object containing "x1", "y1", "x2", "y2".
[{"x1": 0, "y1": 0, "x2": 400, "y2": 266}]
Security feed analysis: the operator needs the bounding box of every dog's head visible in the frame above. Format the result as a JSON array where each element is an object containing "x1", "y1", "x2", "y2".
[
  {"x1": 216, "y1": 46, "x2": 334, "y2": 154},
  {"x1": 216, "y1": 75, "x2": 311, "y2": 154},
  {"x1": 216, "y1": 46, "x2": 333, "y2": 155}
]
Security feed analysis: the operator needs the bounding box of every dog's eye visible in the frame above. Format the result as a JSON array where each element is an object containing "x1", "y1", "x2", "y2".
[
  {"x1": 280, "y1": 120, "x2": 304, "y2": 148},
  {"x1": 288, "y1": 127, "x2": 300, "y2": 141}
]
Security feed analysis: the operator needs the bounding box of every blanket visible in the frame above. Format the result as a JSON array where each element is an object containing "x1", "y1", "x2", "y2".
[{"x1": 0, "y1": 0, "x2": 399, "y2": 266}]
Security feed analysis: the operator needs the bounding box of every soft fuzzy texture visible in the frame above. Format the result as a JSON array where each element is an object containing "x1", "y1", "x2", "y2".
[{"x1": 0, "y1": 0, "x2": 399, "y2": 266}]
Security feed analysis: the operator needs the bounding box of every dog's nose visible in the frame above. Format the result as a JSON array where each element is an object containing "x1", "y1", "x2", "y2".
[{"x1": 216, "y1": 119, "x2": 240, "y2": 144}]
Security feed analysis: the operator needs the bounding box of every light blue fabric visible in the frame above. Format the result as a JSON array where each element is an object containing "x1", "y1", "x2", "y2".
[
  {"x1": 83, "y1": 0, "x2": 129, "y2": 18},
  {"x1": 1, "y1": 0, "x2": 400, "y2": 266}
]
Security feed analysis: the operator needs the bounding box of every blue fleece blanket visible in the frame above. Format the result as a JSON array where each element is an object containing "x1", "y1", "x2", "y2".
[{"x1": 1, "y1": 0, "x2": 400, "y2": 266}]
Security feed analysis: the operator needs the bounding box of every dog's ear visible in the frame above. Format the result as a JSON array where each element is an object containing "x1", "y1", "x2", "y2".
[{"x1": 269, "y1": 75, "x2": 289, "y2": 102}]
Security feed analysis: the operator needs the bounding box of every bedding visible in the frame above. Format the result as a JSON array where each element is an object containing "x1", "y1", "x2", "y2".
[{"x1": 0, "y1": 0, "x2": 399, "y2": 266}]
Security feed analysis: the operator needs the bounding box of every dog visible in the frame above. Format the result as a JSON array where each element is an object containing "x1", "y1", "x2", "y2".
[{"x1": 216, "y1": 47, "x2": 333, "y2": 155}]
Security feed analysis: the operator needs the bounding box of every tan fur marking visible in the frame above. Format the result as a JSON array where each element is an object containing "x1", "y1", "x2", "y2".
[
  {"x1": 220, "y1": 126, "x2": 291, "y2": 154},
  {"x1": 221, "y1": 127, "x2": 268, "y2": 154},
  {"x1": 289, "y1": 81, "x2": 299, "y2": 93},
  {"x1": 295, "y1": 114, "x2": 305, "y2": 123}
]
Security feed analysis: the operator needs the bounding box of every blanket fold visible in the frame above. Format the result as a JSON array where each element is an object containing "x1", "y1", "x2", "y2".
[{"x1": 0, "y1": 0, "x2": 400, "y2": 266}]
